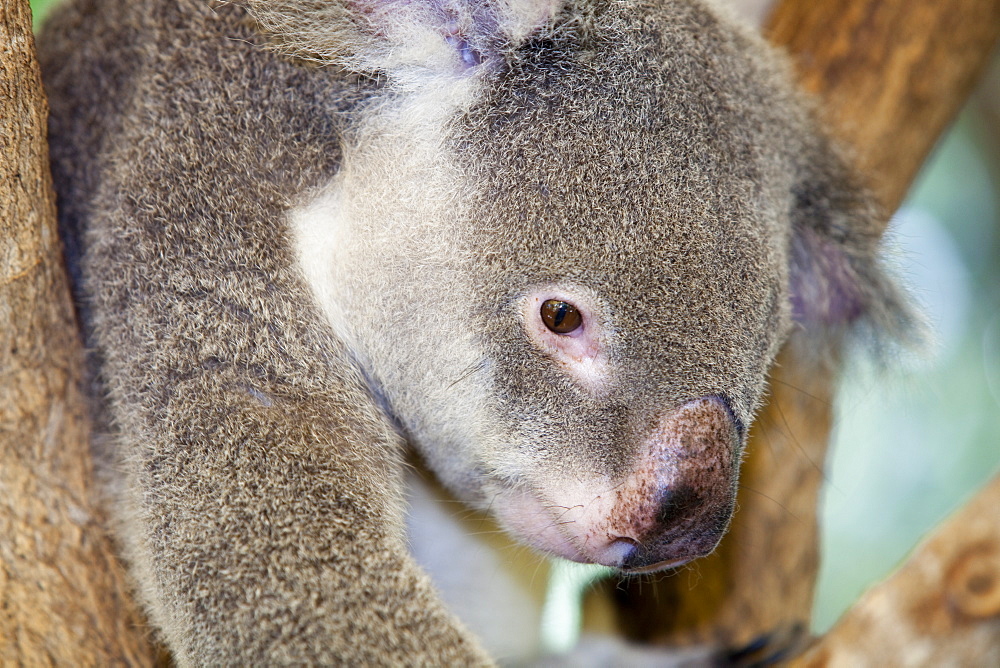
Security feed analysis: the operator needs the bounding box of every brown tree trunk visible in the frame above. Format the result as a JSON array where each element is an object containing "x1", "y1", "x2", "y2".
[
  {"x1": 768, "y1": 0, "x2": 1000, "y2": 215},
  {"x1": 604, "y1": 0, "x2": 1000, "y2": 654},
  {"x1": 0, "y1": 0, "x2": 155, "y2": 664}
]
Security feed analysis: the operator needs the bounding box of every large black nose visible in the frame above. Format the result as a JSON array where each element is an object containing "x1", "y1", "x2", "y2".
[{"x1": 608, "y1": 396, "x2": 741, "y2": 572}]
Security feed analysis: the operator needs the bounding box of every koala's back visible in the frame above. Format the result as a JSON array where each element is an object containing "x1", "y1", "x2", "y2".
[
  {"x1": 41, "y1": 0, "x2": 141, "y2": 276},
  {"x1": 39, "y1": 0, "x2": 381, "y2": 462}
]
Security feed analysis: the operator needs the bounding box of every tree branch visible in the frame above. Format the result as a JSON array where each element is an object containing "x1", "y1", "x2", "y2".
[
  {"x1": 767, "y1": 0, "x2": 1000, "y2": 214},
  {"x1": 792, "y1": 474, "x2": 1000, "y2": 665},
  {"x1": 0, "y1": 0, "x2": 155, "y2": 663}
]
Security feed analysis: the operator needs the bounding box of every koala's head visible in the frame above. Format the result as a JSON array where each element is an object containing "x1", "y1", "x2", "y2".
[{"x1": 275, "y1": 0, "x2": 912, "y2": 571}]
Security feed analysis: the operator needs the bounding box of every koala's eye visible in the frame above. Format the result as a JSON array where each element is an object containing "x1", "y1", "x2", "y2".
[{"x1": 540, "y1": 300, "x2": 582, "y2": 334}]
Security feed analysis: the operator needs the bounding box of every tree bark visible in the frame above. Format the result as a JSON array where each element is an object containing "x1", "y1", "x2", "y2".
[
  {"x1": 0, "y1": 0, "x2": 155, "y2": 664},
  {"x1": 602, "y1": 0, "x2": 1000, "y2": 652},
  {"x1": 768, "y1": 0, "x2": 1000, "y2": 215},
  {"x1": 792, "y1": 473, "x2": 1000, "y2": 666}
]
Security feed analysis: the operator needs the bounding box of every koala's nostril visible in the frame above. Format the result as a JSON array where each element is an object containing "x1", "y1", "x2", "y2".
[
  {"x1": 604, "y1": 536, "x2": 639, "y2": 566},
  {"x1": 655, "y1": 485, "x2": 701, "y2": 527}
]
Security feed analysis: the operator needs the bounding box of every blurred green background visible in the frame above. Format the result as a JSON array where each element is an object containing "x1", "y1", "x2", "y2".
[
  {"x1": 30, "y1": 0, "x2": 58, "y2": 28},
  {"x1": 28, "y1": 0, "x2": 1000, "y2": 637}
]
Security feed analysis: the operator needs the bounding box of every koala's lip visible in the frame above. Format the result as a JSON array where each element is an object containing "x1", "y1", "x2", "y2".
[
  {"x1": 489, "y1": 486, "x2": 602, "y2": 564},
  {"x1": 493, "y1": 490, "x2": 723, "y2": 569},
  {"x1": 491, "y1": 485, "x2": 697, "y2": 569},
  {"x1": 619, "y1": 556, "x2": 693, "y2": 574}
]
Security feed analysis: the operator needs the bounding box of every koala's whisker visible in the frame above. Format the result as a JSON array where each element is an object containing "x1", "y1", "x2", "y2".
[
  {"x1": 546, "y1": 504, "x2": 584, "y2": 522},
  {"x1": 463, "y1": 529, "x2": 507, "y2": 538},
  {"x1": 528, "y1": 557, "x2": 548, "y2": 590},
  {"x1": 544, "y1": 503, "x2": 579, "y2": 512},
  {"x1": 737, "y1": 486, "x2": 806, "y2": 525},
  {"x1": 770, "y1": 378, "x2": 832, "y2": 407},
  {"x1": 769, "y1": 401, "x2": 828, "y2": 479},
  {"x1": 472, "y1": 492, "x2": 502, "y2": 535},
  {"x1": 445, "y1": 358, "x2": 488, "y2": 391},
  {"x1": 606, "y1": 479, "x2": 629, "y2": 492}
]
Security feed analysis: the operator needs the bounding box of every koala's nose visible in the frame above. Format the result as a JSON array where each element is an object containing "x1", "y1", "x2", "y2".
[
  {"x1": 600, "y1": 396, "x2": 741, "y2": 571},
  {"x1": 596, "y1": 536, "x2": 641, "y2": 566},
  {"x1": 590, "y1": 494, "x2": 732, "y2": 571},
  {"x1": 653, "y1": 485, "x2": 703, "y2": 527}
]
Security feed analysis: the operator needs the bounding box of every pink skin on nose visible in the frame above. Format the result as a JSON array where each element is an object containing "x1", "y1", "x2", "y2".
[{"x1": 492, "y1": 397, "x2": 739, "y2": 571}]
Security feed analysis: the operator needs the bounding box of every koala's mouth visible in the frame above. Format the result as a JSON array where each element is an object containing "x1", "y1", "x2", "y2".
[
  {"x1": 490, "y1": 481, "x2": 730, "y2": 570},
  {"x1": 489, "y1": 396, "x2": 740, "y2": 571},
  {"x1": 619, "y1": 557, "x2": 694, "y2": 574}
]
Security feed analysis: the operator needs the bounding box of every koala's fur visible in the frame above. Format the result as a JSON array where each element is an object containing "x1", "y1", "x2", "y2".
[{"x1": 39, "y1": 0, "x2": 912, "y2": 663}]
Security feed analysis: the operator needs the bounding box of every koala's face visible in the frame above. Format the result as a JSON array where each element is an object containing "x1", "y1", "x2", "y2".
[
  {"x1": 423, "y1": 10, "x2": 799, "y2": 571},
  {"x1": 292, "y1": 1, "x2": 841, "y2": 572}
]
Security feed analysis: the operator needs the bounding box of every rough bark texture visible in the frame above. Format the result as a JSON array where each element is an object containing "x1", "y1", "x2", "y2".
[
  {"x1": 0, "y1": 0, "x2": 155, "y2": 664},
  {"x1": 603, "y1": 0, "x2": 1000, "y2": 652},
  {"x1": 768, "y1": 0, "x2": 1000, "y2": 214},
  {"x1": 792, "y1": 474, "x2": 1000, "y2": 666}
]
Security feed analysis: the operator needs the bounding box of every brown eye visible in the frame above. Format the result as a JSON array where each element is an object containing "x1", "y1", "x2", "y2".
[{"x1": 540, "y1": 300, "x2": 582, "y2": 334}]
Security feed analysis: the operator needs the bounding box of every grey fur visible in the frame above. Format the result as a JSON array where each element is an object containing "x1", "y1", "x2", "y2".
[{"x1": 38, "y1": 0, "x2": 912, "y2": 664}]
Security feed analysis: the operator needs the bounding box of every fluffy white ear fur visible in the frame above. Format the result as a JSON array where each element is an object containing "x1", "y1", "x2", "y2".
[{"x1": 247, "y1": 0, "x2": 563, "y2": 75}]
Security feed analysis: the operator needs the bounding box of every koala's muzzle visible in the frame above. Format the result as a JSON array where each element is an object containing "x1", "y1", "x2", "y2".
[
  {"x1": 602, "y1": 396, "x2": 739, "y2": 571},
  {"x1": 494, "y1": 397, "x2": 740, "y2": 571}
]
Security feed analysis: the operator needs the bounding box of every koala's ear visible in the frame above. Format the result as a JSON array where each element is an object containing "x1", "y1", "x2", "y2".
[
  {"x1": 787, "y1": 134, "x2": 921, "y2": 357},
  {"x1": 246, "y1": 0, "x2": 563, "y2": 74}
]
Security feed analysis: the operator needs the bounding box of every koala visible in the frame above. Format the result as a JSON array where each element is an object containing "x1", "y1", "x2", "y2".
[{"x1": 38, "y1": 0, "x2": 912, "y2": 664}]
